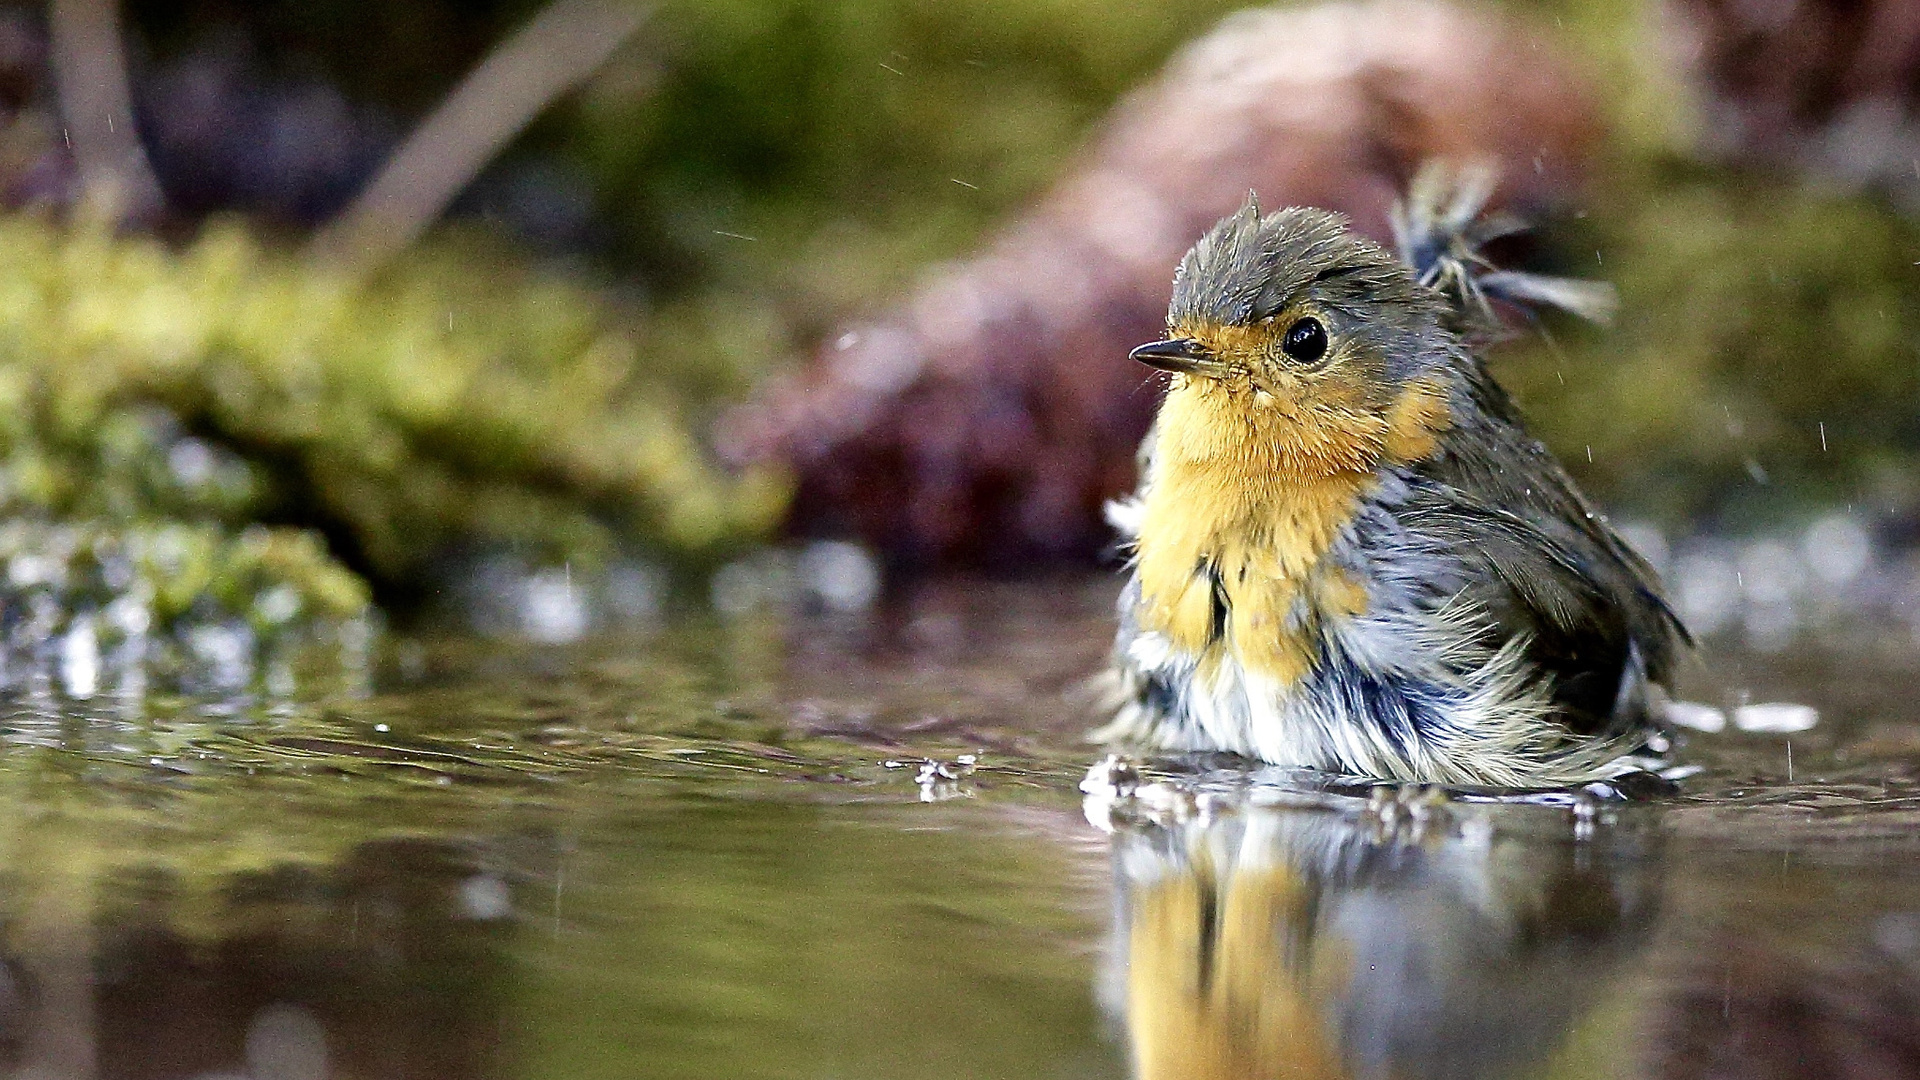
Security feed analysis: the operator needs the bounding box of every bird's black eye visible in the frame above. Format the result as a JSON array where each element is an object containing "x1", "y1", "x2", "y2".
[{"x1": 1280, "y1": 317, "x2": 1327, "y2": 363}]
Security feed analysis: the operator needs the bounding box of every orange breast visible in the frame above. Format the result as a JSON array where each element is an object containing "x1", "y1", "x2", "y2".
[{"x1": 1133, "y1": 375, "x2": 1449, "y2": 685}]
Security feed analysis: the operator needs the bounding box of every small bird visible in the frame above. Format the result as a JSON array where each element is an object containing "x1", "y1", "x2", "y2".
[{"x1": 1096, "y1": 168, "x2": 1686, "y2": 788}]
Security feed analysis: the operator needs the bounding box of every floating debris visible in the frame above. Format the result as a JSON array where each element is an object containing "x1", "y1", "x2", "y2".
[
  {"x1": 902, "y1": 754, "x2": 979, "y2": 802},
  {"x1": 1666, "y1": 700, "x2": 1729, "y2": 733},
  {"x1": 1733, "y1": 702, "x2": 1820, "y2": 734},
  {"x1": 1363, "y1": 784, "x2": 1453, "y2": 843}
]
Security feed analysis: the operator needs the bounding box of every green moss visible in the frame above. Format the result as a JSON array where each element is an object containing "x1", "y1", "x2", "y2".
[
  {"x1": 0, "y1": 210, "x2": 788, "y2": 685},
  {"x1": 1490, "y1": 0, "x2": 1920, "y2": 531},
  {"x1": 0, "y1": 212, "x2": 788, "y2": 595},
  {"x1": 1501, "y1": 169, "x2": 1920, "y2": 529},
  {"x1": 0, "y1": 520, "x2": 372, "y2": 694},
  {"x1": 549, "y1": 0, "x2": 1250, "y2": 316}
]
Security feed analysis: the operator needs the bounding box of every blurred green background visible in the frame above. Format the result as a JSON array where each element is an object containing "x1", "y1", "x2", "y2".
[{"x1": 1, "y1": 0, "x2": 1915, "y2": 628}]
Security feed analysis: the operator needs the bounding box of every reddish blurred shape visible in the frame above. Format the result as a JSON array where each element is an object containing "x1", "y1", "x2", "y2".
[
  {"x1": 719, "y1": 0, "x2": 1601, "y2": 570},
  {"x1": 1664, "y1": 0, "x2": 1920, "y2": 203}
]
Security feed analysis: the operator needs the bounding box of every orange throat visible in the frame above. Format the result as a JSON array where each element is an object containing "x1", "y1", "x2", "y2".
[{"x1": 1131, "y1": 375, "x2": 1450, "y2": 685}]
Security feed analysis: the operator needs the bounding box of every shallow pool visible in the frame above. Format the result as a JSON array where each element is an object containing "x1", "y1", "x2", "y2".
[{"x1": 0, "y1": 578, "x2": 1915, "y2": 1079}]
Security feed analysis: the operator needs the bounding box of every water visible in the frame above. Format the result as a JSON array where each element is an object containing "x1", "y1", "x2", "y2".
[{"x1": 0, "y1": 578, "x2": 1917, "y2": 1079}]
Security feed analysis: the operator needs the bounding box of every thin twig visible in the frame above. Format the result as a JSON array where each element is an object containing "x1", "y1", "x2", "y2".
[
  {"x1": 311, "y1": 0, "x2": 651, "y2": 273},
  {"x1": 47, "y1": 0, "x2": 166, "y2": 222}
]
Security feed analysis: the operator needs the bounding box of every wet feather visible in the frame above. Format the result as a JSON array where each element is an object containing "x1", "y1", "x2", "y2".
[{"x1": 1100, "y1": 171, "x2": 1686, "y2": 786}]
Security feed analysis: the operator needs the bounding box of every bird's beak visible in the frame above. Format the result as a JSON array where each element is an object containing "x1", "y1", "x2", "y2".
[{"x1": 1130, "y1": 337, "x2": 1217, "y2": 376}]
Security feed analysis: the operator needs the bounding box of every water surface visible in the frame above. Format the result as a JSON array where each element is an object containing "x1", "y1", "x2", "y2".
[{"x1": 2, "y1": 578, "x2": 1917, "y2": 1079}]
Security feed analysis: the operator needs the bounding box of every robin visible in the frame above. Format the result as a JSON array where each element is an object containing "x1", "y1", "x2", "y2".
[{"x1": 1095, "y1": 167, "x2": 1686, "y2": 787}]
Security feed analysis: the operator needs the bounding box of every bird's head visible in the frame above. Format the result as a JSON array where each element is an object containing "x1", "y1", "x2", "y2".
[
  {"x1": 1134, "y1": 196, "x2": 1453, "y2": 409},
  {"x1": 1133, "y1": 196, "x2": 1459, "y2": 476}
]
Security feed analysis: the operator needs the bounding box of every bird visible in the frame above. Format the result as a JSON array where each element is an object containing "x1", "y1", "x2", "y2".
[{"x1": 1094, "y1": 167, "x2": 1687, "y2": 788}]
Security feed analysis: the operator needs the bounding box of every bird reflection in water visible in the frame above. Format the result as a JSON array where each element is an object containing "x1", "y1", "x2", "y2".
[{"x1": 1092, "y1": 776, "x2": 1663, "y2": 1080}]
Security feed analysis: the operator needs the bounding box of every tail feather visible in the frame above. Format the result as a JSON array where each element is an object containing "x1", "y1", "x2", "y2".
[{"x1": 1390, "y1": 161, "x2": 1615, "y2": 329}]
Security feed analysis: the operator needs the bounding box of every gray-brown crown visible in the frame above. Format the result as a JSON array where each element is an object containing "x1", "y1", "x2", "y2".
[{"x1": 1167, "y1": 196, "x2": 1427, "y2": 329}]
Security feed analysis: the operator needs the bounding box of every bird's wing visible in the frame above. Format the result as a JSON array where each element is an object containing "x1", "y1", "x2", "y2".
[
  {"x1": 1446, "y1": 365, "x2": 1684, "y2": 649},
  {"x1": 1395, "y1": 485, "x2": 1670, "y2": 733},
  {"x1": 1400, "y1": 400, "x2": 1686, "y2": 732}
]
